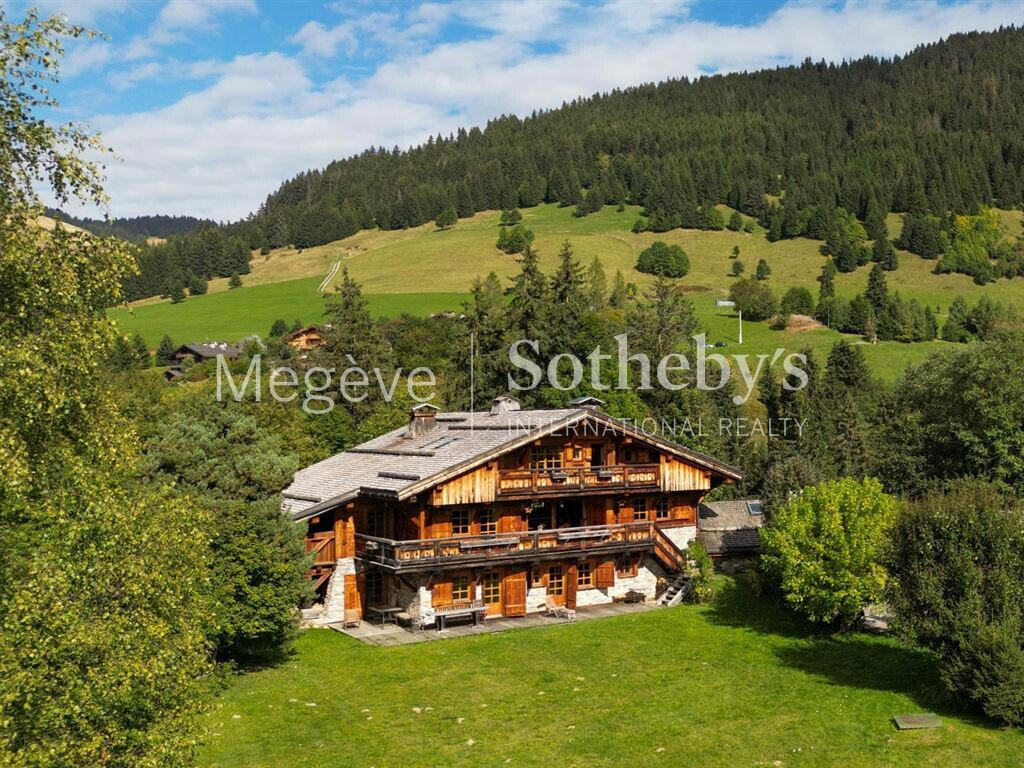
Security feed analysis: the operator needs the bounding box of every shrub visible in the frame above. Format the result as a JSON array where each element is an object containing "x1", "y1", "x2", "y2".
[
  {"x1": 887, "y1": 480, "x2": 1024, "y2": 726},
  {"x1": 760, "y1": 477, "x2": 898, "y2": 626},
  {"x1": 636, "y1": 241, "x2": 690, "y2": 278},
  {"x1": 434, "y1": 205, "x2": 457, "y2": 230},
  {"x1": 686, "y1": 540, "x2": 714, "y2": 603},
  {"x1": 728, "y1": 210, "x2": 743, "y2": 231},
  {"x1": 755, "y1": 258, "x2": 771, "y2": 280},
  {"x1": 730, "y1": 259, "x2": 745, "y2": 276},
  {"x1": 780, "y1": 286, "x2": 815, "y2": 316},
  {"x1": 228, "y1": 272, "x2": 242, "y2": 289}
]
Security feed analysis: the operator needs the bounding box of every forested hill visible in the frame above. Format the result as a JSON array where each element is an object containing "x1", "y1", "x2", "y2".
[
  {"x1": 126, "y1": 26, "x2": 1024, "y2": 301},
  {"x1": 45, "y1": 209, "x2": 215, "y2": 243}
]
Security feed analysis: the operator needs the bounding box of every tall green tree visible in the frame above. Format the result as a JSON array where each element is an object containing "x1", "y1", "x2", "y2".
[
  {"x1": 587, "y1": 256, "x2": 607, "y2": 311},
  {"x1": 0, "y1": 13, "x2": 213, "y2": 766}
]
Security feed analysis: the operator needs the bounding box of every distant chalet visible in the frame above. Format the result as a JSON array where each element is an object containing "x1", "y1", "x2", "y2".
[{"x1": 283, "y1": 396, "x2": 742, "y2": 628}]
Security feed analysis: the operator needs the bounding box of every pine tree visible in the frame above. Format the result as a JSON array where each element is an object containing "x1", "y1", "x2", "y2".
[
  {"x1": 728, "y1": 210, "x2": 743, "y2": 231},
  {"x1": 866, "y1": 263, "x2": 888, "y2": 312},
  {"x1": 609, "y1": 269, "x2": 629, "y2": 309},
  {"x1": 730, "y1": 245, "x2": 740, "y2": 259},
  {"x1": 817, "y1": 259, "x2": 837, "y2": 301},
  {"x1": 228, "y1": 273, "x2": 242, "y2": 289},
  {"x1": 506, "y1": 245, "x2": 549, "y2": 345},
  {"x1": 547, "y1": 240, "x2": 588, "y2": 354},
  {"x1": 755, "y1": 259, "x2": 771, "y2": 280},
  {"x1": 170, "y1": 283, "x2": 185, "y2": 303},
  {"x1": 730, "y1": 260, "x2": 745, "y2": 276},
  {"x1": 130, "y1": 334, "x2": 150, "y2": 368},
  {"x1": 270, "y1": 319, "x2": 288, "y2": 337},
  {"x1": 435, "y1": 206, "x2": 457, "y2": 230},
  {"x1": 290, "y1": 319, "x2": 304, "y2": 332},
  {"x1": 322, "y1": 266, "x2": 394, "y2": 372},
  {"x1": 587, "y1": 257, "x2": 607, "y2": 312},
  {"x1": 156, "y1": 335, "x2": 177, "y2": 366},
  {"x1": 941, "y1": 295, "x2": 972, "y2": 342}
]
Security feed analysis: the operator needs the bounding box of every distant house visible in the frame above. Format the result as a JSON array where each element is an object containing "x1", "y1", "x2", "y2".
[
  {"x1": 164, "y1": 341, "x2": 241, "y2": 381},
  {"x1": 697, "y1": 499, "x2": 764, "y2": 558},
  {"x1": 284, "y1": 325, "x2": 326, "y2": 352},
  {"x1": 174, "y1": 341, "x2": 241, "y2": 364}
]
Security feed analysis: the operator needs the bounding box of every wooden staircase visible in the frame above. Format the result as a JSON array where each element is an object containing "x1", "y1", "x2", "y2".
[{"x1": 657, "y1": 571, "x2": 693, "y2": 607}]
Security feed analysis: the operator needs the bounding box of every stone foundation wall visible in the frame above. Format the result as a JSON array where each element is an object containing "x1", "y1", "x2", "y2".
[{"x1": 320, "y1": 557, "x2": 356, "y2": 623}]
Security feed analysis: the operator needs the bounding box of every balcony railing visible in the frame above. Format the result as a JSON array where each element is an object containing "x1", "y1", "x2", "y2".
[
  {"x1": 355, "y1": 521, "x2": 663, "y2": 571},
  {"x1": 496, "y1": 463, "x2": 659, "y2": 498}
]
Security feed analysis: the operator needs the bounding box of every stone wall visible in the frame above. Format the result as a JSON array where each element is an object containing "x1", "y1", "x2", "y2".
[{"x1": 319, "y1": 557, "x2": 356, "y2": 624}]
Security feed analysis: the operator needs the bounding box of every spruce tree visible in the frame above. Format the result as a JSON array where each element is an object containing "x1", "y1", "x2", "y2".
[
  {"x1": 609, "y1": 270, "x2": 629, "y2": 309},
  {"x1": 730, "y1": 260, "x2": 745, "y2": 276},
  {"x1": 755, "y1": 259, "x2": 771, "y2": 280},
  {"x1": 322, "y1": 266, "x2": 394, "y2": 372},
  {"x1": 506, "y1": 245, "x2": 549, "y2": 346},
  {"x1": 434, "y1": 206, "x2": 457, "y2": 230},
  {"x1": 156, "y1": 335, "x2": 177, "y2": 366},
  {"x1": 269, "y1": 319, "x2": 288, "y2": 337},
  {"x1": 170, "y1": 283, "x2": 185, "y2": 303},
  {"x1": 727, "y1": 210, "x2": 743, "y2": 231},
  {"x1": 228, "y1": 273, "x2": 242, "y2": 289},
  {"x1": 817, "y1": 259, "x2": 837, "y2": 301},
  {"x1": 130, "y1": 334, "x2": 150, "y2": 368},
  {"x1": 941, "y1": 295, "x2": 972, "y2": 342},
  {"x1": 587, "y1": 257, "x2": 608, "y2": 312},
  {"x1": 866, "y1": 263, "x2": 889, "y2": 313}
]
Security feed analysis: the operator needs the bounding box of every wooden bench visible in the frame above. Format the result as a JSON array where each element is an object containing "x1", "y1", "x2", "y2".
[
  {"x1": 556, "y1": 529, "x2": 609, "y2": 542},
  {"x1": 433, "y1": 600, "x2": 487, "y2": 631}
]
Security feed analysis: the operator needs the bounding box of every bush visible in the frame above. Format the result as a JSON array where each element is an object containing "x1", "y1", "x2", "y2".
[
  {"x1": 636, "y1": 241, "x2": 689, "y2": 277},
  {"x1": 780, "y1": 286, "x2": 815, "y2": 316},
  {"x1": 728, "y1": 210, "x2": 743, "y2": 231},
  {"x1": 730, "y1": 259, "x2": 745, "y2": 276},
  {"x1": 686, "y1": 540, "x2": 714, "y2": 602},
  {"x1": 496, "y1": 224, "x2": 534, "y2": 254},
  {"x1": 887, "y1": 480, "x2": 1024, "y2": 726},
  {"x1": 761, "y1": 477, "x2": 898, "y2": 626},
  {"x1": 728, "y1": 277, "x2": 777, "y2": 321}
]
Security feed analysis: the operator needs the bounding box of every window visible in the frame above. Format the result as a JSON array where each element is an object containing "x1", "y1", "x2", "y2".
[
  {"x1": 577, "y1": 562, "x2": 592, "y2": 588},
  {"x1": 530, "y1": 445, "x2": 563, "y2": 469},
  {"x1": 633, "y1": 498, "x2": 647, "y2": 521},
  {"x1": 478, "y1": 507, "x2": 496, "y2": 535},
  {"x1": 656, "y1": 497, "x2": 670, "y2": 520},
  {"x1": 452, "y1": 574, "x2": 470, "y2": 602},
  {"x1": 365, "y1": 571, "x2": 384, "y2": 606},
  {"x1": 365, "y1": 508, "x2": 387, "y2": 538},
  {"x1": 616, "y1": 556, "x2": 638, "y2": 578},
  {"x1": 452, "y1": 509, "x2": 470, "y2": 535},
  {"x1": 482, "y1": 572, "x2": 501, "y2": 605},
  {"x1": 547, "y1": 566, "x2": 564, "y2": 596}
]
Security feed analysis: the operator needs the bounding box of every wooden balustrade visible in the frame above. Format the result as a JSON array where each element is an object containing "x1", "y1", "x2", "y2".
[
  {"x1": 305, "y1": 531, "x2": 336, "y2": 565},
  {"x1": 496, "y1": 463, "x2": 659, "y2": 498},
  {"x1": 356, "y1": 521, "x2": 662, "y2": 571}
]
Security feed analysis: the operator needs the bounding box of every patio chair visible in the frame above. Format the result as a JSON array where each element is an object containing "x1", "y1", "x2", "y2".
[{"x1": 544, "y1": 596, "x2": 577, "y2": 620}]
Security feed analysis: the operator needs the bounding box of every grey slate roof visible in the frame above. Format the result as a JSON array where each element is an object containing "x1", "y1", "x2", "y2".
[
  {"x1": 697, "y1": 499, "x2": 764, "y2": 555},
  {"x1": 281, "y1": 406, "x2": 743, "y2": 521},
  {"x1": 177, "y1": 342, "x2": 240, "y2": 360}
]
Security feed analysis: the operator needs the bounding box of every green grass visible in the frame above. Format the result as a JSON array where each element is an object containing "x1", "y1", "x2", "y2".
[
  {"x1": 109, "y1": 277, "x2": 468, "y2": 344},
  {"x1": 198, "y1": 578, "x2": 1024, "y2": 768},
  {"x1": 111, "y1": 203, "x2": 1021, "y2": 379}
]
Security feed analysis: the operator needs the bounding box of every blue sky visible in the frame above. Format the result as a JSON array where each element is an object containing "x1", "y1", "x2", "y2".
[{"x1": 11, "y1": 0, "x2": 1021, "y2": 219}]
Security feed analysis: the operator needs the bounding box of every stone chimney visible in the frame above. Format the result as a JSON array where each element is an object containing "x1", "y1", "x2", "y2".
[
  {"x1": 490, "y1": 395, "x2": 521, "y2": 415},
  {"x1": 407, "y1": 403, "x2": 440, "y2": 437}
]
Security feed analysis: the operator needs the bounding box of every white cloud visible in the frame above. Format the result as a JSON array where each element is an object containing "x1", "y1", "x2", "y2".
[
  {"x1": 290, "y1": 19, "x2": 359, "y2": 57},
  {"x1": 62, "y1": 40, "x2": 114, "y2": 77},
  {"x1": 125, "y1": 0, "x2": 257, "y2": 60},
  {"x1": 29, "y1": 0, "x2": 131, "y2": 25},
  {"x1": 65, "y1": 0, "x2": 1022, "y2": 219}
]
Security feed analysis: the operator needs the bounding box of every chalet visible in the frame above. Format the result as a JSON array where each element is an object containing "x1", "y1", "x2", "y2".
[
  {"x1": 284, "y1": 325, "x2": 326, "y2": 352},
  {"x1": 283, "y1": 397, "x2": 742, "y2": 628}
]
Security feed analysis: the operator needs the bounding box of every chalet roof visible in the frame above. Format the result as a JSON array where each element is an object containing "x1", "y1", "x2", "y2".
[
  {"x1": 283, "y1": 325, "x2": 323, "y2": 341},
  {"x1": 281, "y1": 406, "x2": 743, "y2": 521},
  {"x1": 697, "y1": 499, "x2": 764, "y2": 555},
  {"x1": 177, "y1": 342, "x2": 241, "y2": 359}
]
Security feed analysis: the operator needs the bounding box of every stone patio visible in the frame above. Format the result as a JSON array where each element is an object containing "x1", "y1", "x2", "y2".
[{"x1": 325, "y1": 601, "x2": 661, "y2": 646}]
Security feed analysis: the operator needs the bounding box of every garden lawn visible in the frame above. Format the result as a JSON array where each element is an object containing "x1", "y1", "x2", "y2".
[{"x1": 198, "y1": 578, "x2": 1024, "y2": 768}]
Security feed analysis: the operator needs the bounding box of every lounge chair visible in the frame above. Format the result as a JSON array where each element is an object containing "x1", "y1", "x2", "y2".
[{"x1": 544, "y1": 596, "x2": 577, "y2": 620}]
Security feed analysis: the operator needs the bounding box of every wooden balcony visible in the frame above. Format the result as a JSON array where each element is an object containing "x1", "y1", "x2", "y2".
[
  {"x1": 496, "y1": 463, "x2": 659, "y2": 499},
  {"x1": 355, "y1": 520, "x2": 682, "y2": 572},
  {"x1": 305, "y1": 531, "x2": 337, "y2": 592}
]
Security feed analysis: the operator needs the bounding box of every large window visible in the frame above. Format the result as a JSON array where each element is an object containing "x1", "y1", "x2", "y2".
[
  {"x1": 633, "y1": 498, "x2": 648, "y2": 521},
  {"x1": 616, "y1": 555, "x2": 638, "y2": 579},
  {"x1": 452, "y1": 574, "x2": 471, "y2": 602},
  {"x1": 655, "y1": 497, "x2": 670, "y2": 520},
  {"x1": 577, "y1": 562, "x2": 592, "y2": 588},
  {"x1": 547, "y1": 566, "x2": 564, "y2": 596},
  {"x1": 452, "y1": 508, "x2": 470, "y2": 535},
  {"x1": 530, "y1": 445, "x2": 563, "y2": 469},
  {"x1": 478, "y1": 507, "x2": 496, "y2": 534},
  {"x1": 482, "y1": 572, "x2": 501, "y2": 605}
]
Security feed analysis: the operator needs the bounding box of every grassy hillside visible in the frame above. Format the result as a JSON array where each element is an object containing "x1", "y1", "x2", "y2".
[
  {"x1": 198, "y1": 578, "x2": 1024, "y2": 768},
  {"x1": 111, "y1": 204, "x2": 1022, "y2": 380}
]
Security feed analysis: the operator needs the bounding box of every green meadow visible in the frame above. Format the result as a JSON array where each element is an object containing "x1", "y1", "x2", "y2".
[
  {"x1": 198, "y1": 578, "x2": 1024, "y2": 768},
  {"x1": 111, "y1": 203, "x2": 1022, "y2": 380}
]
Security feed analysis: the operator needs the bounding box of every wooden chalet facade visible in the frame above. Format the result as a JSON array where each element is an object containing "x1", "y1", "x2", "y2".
[{"x1": 282, "y1": 397, "x2": 741, "y2": 627}]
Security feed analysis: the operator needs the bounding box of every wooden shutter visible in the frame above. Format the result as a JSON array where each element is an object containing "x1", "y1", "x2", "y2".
[
  {"x1": 432, "y1": 579, "x2": 452, "y2": 607},
  {"x1": 345, "y1": 573, "x2": 364, "y2": 618},
  {"x1": 565, "y1": 564, "x2": 578, "y2": 609},
  {"x1": 431, "y1": 510, "x2": 452, "y2": 538},
  {"x1": 503, "y1": 569, "x2": 527, "y2": 617},
  {"x1": 618, "y1": 501, "x2": 634, "y2": 523},
  {"x1": 594, "y1": 559, "x2": 615, "y2": 588}
]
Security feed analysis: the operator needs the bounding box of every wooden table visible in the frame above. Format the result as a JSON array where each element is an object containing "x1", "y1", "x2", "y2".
[
  {"x1": 367, "y1": 605, "x2": 402, "y2": 626},
  {"x1": 434, "y1": 601, "x2": 486, "y2": 631}
]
